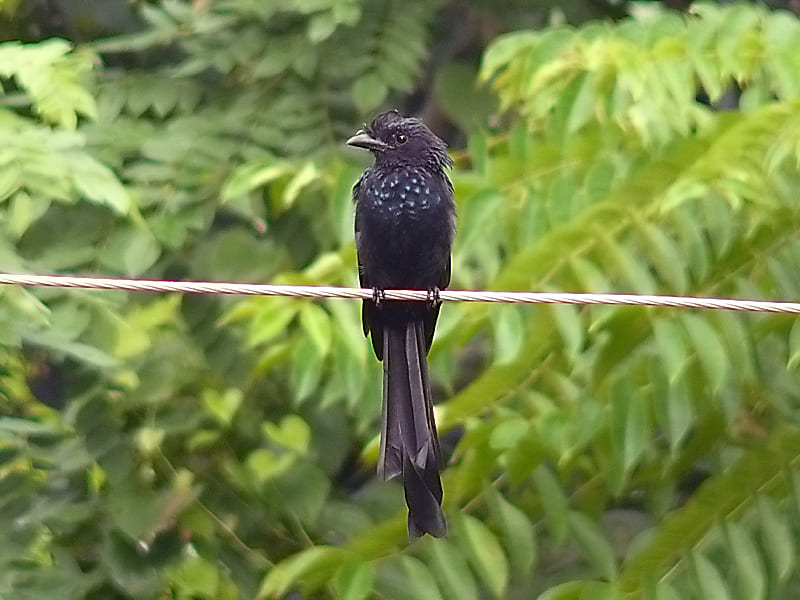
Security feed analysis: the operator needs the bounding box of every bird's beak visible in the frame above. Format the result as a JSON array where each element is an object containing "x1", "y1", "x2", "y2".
[{"x1": 346, "y1": 130, "x2": 388, "y2": 152}]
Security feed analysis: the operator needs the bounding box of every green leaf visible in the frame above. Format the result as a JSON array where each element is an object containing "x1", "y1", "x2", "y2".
[
  {"x1": 202, "y1": 388, "x2": 243, "y2": 426},
  {"x1": 299, "y1": 303, "x2": 333, "y2": 356},
  {"x1": 651, "y1": 316, "x2": 688, "y2": 383},
  {"x1": 277, "y1": 462, "x2": 331, "y2": 523},
  {"x1": 328, "y1": 299, "x2": 367, "y2": 360},
  {"x1": 253, "y1": 46, "x2": 293, "y2": 78},
  {"x1": 489, "y1": 417, "x2": 529, "y2": 451},
  {"x1": 490, "y1": 304, "x2": 525, "y2": 364},
  {"x1": 168, "y1": 556, "x2": 220, "y2": 598},
  {"x1": 308, "y1": 12, "x2": 337, "y2": 43},
  {"x1": 570, "y1": 256, "x2": 612, "y2": 297},
  {"x1": 351, "y1": 72, "x2": 388, "y2": 114},
  {"x1": 263, "y1": 414, "x2": 310, "y2": 455},
  {"x1": 457, "y1": 189, "x2": 503, "y2": 259},
  {"x1": 715, "y1": 4, "x2": 760, "y2": 80},
  {"x1": 673, "y1": 205, "x2": 710, "y2": 282},
  {"x1": 135, "y1": 426, "x2": 164, "y2": 455},
  {"x1": 247, "y1": 299, "x2": 300, "y2": 347},
  {"x1": 550, "y1": 303, "x2": 583, "y2": 361},
  {"x1": 291, "y1": 336, "x2": 324, "y2": 401},
  {"x1": 66, "y1": 154, "x2": 131, "y2": 214},
  {"x1": 0, "y1": 417, "x2": 64, "y2": 435},
  {"x1": 433, "y1": 61, "x2": 496, "y2": 132},
  {"x1": 479, "y1": 30, "x2": 538, "y2": 83},
  {"x1": 565, "y1": 72, "x2": 598, "y2": 134},
  {"x1": 2, "y1": 286, "x2": 51, "y2": 328},
  {"x1": 150, "y1": 81, "x2": 179, "y2": 117},
  {"x1": 221, "y1": 160, "x2": 291, "y2": 201},
  {"x1": 765, "y1": 13, "x2": 800, "y2": 99},
  {"x1": 644, "y1": 579, "x2": 681, "y2": 600},
  {"x1": 536, "y1": 581, "x2": 585, "y2": 600},
  {"x1": 787, "y1": 318, "x2": 800, "y2": 370},
  {"x1": 681, "y1": 314, "x2": 729, "y2": 393},
  {"x1": 598, "y1": 233, "x2": 656, "y2": 294},
  {"x1": 7, "y1": 192, "x2": 51, "y2": 239},
  {"x1": 487, "y1": 489, "x2": 537, "y2": 576},
  {"x1": 0, "y1": 160, "x2": 22, "y2": 203},
  {"x1": 532, "y1": 466, "x2": 570, "y2": 544},
  {"x1": 333, "y1": 557, "x2": 374, "y2": 600},
  {"x1": 258, "y1": 546, "x2": 348, "y2": 598},
  {"x1": 454, "y1": 514, "x2": 509, "y2": 598},
  {"x1": 283, "y1": 161, "x2": 320, "y2": 208},
  {"x1": 721, "y1": 521, "x2": 765, "y2": 600},
  {"x1": 620, "y1": 427, "x2": 800, "y2": 593},
  {"x1": 23, "y1": 330, "x2": 117, "y2": 368},
  {"x1": 99, "y1": 225, "x2": 161, "y2": 276},
  {"x1": 577, "y1": 581, "x2": 623, "y2": 600},
  {"x1": 503, "y1": 424, "x2": 548, "y2": 485},
  {"x1": 0, "y1": 40, "x2": 99, "y2": 128},
  {"x1": 425, "y1": 540, "x2": 480, "y2": 600},
  {"x1": 397, "y1": 556, "x2": 444, "y2": 600},
  {"x1": 661, "y1": 377, "x2": 693, "y2": 453},
  {"x1": 610, "y1": 376, "x2": 649, "y2": 478},
  {"x1": 757, "y1": 496, "x2": 794, "y2": 582},
  {"x1": 637, "y1": 221, "x2": 688, "y2": 293},
  {"x1": 688, "y1": 550, "x2": 730, "y2": 600},
  {"x1": 568, "y1": 511, "x2": 617, "y2": 581},
  {"x1": 104, "y1": 530, "x2": 165, "y2": 598},
  {"x1": 246, "y1": 448, "x2": 294, "y2": 483}
]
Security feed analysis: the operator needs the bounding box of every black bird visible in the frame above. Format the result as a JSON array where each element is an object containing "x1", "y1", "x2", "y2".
[{"x1": 347, "y1": 111, "x2": 455, "y2": 539}]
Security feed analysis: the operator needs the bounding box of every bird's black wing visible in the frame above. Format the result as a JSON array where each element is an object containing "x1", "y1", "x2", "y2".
[
  {"x1": 422, "y1": 177, "x2": 454, "y2": 353},
  {"x1": 354, "y1": 173, "x2": 384, "y2": 360},
  {"x1": 422, "y1": 256, "x2": 450, "y2": 353}
]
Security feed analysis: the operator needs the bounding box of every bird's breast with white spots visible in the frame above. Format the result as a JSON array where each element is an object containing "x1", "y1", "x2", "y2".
[{"x1": 364, "y1": 169, "x2": 440, "y2": 218}]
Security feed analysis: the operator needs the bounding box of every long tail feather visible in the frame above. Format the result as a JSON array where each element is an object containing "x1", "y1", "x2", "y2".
[{"x1": 377, "y1": 319, "x2": 446, "y2": 539}]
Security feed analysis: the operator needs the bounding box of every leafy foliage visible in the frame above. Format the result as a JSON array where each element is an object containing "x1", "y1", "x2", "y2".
[{"x1": 2, "y1": 1, "x2": 800, "y2": 599}]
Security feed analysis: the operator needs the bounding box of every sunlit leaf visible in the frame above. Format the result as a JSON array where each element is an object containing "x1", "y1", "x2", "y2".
[
  {"x1": 455, "y1": 514, "x2": 509, "y2": 598},
  {"x1": 425, "y1": 540, "x2": 480, "y2": 600},
  {"x1": 681, "y1": 314, "x2": 729, "y2": 393},
  {"x1": 568, "y1": 511, "x2": 617, "y2": 581},
  {"x1": 532, "y1": 466, "x2": 569, "y2": 544},
  {"x1": 283, "y1": 161, "x2": 320, "y2": 208},
  {"x1": 688, "y1": 550, "x2": 730, "y2": 600},
  {"x1": 757, "y1": 496, "x2": 794, "y2": 582},
  {"x1": 221, "y1": 160, "x2": 291, "y2": 201},
  {"x1": 333, "y1": 557, "x2": 374, "y2": 600},
  {"x1": 258, "y1": 547, "x2": 348, "y2": 598},
  {"x1": 398, "y1": 556, "x2": 444, "y2": 600},
  {"x1": 488, "y1": 489, "x2": 537, "y2": 576},
  {"x1": 299, "y1": 303, "x2": 333, "y2": 356},
  {"x1": 610, "y1": 376, "x2": 649, "y2": 477},
  {"x1": 263, "y1": 414, "x2": 310, "y2": 455},
  {"x1": 721, "y1": 521, "x2": 765, "y2": 600},
  {"x1": 202, "y1": 388, "x2": 243, "y2": 426}
]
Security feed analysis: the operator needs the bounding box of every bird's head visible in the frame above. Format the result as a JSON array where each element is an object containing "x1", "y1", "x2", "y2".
[{"x1": 346, "y1": 110, "x2": 453, "y2": 171}]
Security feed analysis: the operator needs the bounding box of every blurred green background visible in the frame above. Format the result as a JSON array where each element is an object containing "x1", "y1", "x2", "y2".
[{"x1": 2, "y1": 1, "x2": 800, "y2": 598}]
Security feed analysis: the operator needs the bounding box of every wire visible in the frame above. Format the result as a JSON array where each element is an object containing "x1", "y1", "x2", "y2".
[{"x1": 1, "y1": 273, "x2": 799, "y2": 314}]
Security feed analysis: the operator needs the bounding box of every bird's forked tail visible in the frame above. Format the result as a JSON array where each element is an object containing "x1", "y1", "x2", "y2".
[{"x1": 378, "y1": 318, "x2": 446, "y2": 539}]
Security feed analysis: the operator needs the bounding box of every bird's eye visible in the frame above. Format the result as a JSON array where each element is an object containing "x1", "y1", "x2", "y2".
[{"x1": 395, "y1": 132, "x2": 407, "y2": 144}]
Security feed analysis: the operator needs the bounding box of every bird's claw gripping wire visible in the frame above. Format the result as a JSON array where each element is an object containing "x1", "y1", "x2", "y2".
[
  {"x1": 426, "y1": 287, "x2": 441, "y2": 309},
  {"x1": 372, "y1": 287, "x2": 386, "y2": 308}
]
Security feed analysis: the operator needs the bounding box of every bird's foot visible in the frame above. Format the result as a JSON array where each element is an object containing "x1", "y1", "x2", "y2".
[
  {"x1": 372, "y1": 287, "x2": 386, "y2": 308},
  {"x1": 426, "y1": 287, "x2": 441, "y2": 310}
]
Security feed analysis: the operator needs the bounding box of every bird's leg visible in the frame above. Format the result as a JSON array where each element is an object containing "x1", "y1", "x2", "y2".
[
  {"x1": 426, "y1": 287, "x2": 441, "y2": 310},
  {"x1": 372, "y1": 287, "x2": 386, "y2": 308}
]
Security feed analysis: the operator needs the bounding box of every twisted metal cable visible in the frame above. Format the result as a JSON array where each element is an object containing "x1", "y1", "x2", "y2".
[{"x1": 1, "y1": 273, "x2": 800, "y2": 314}]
